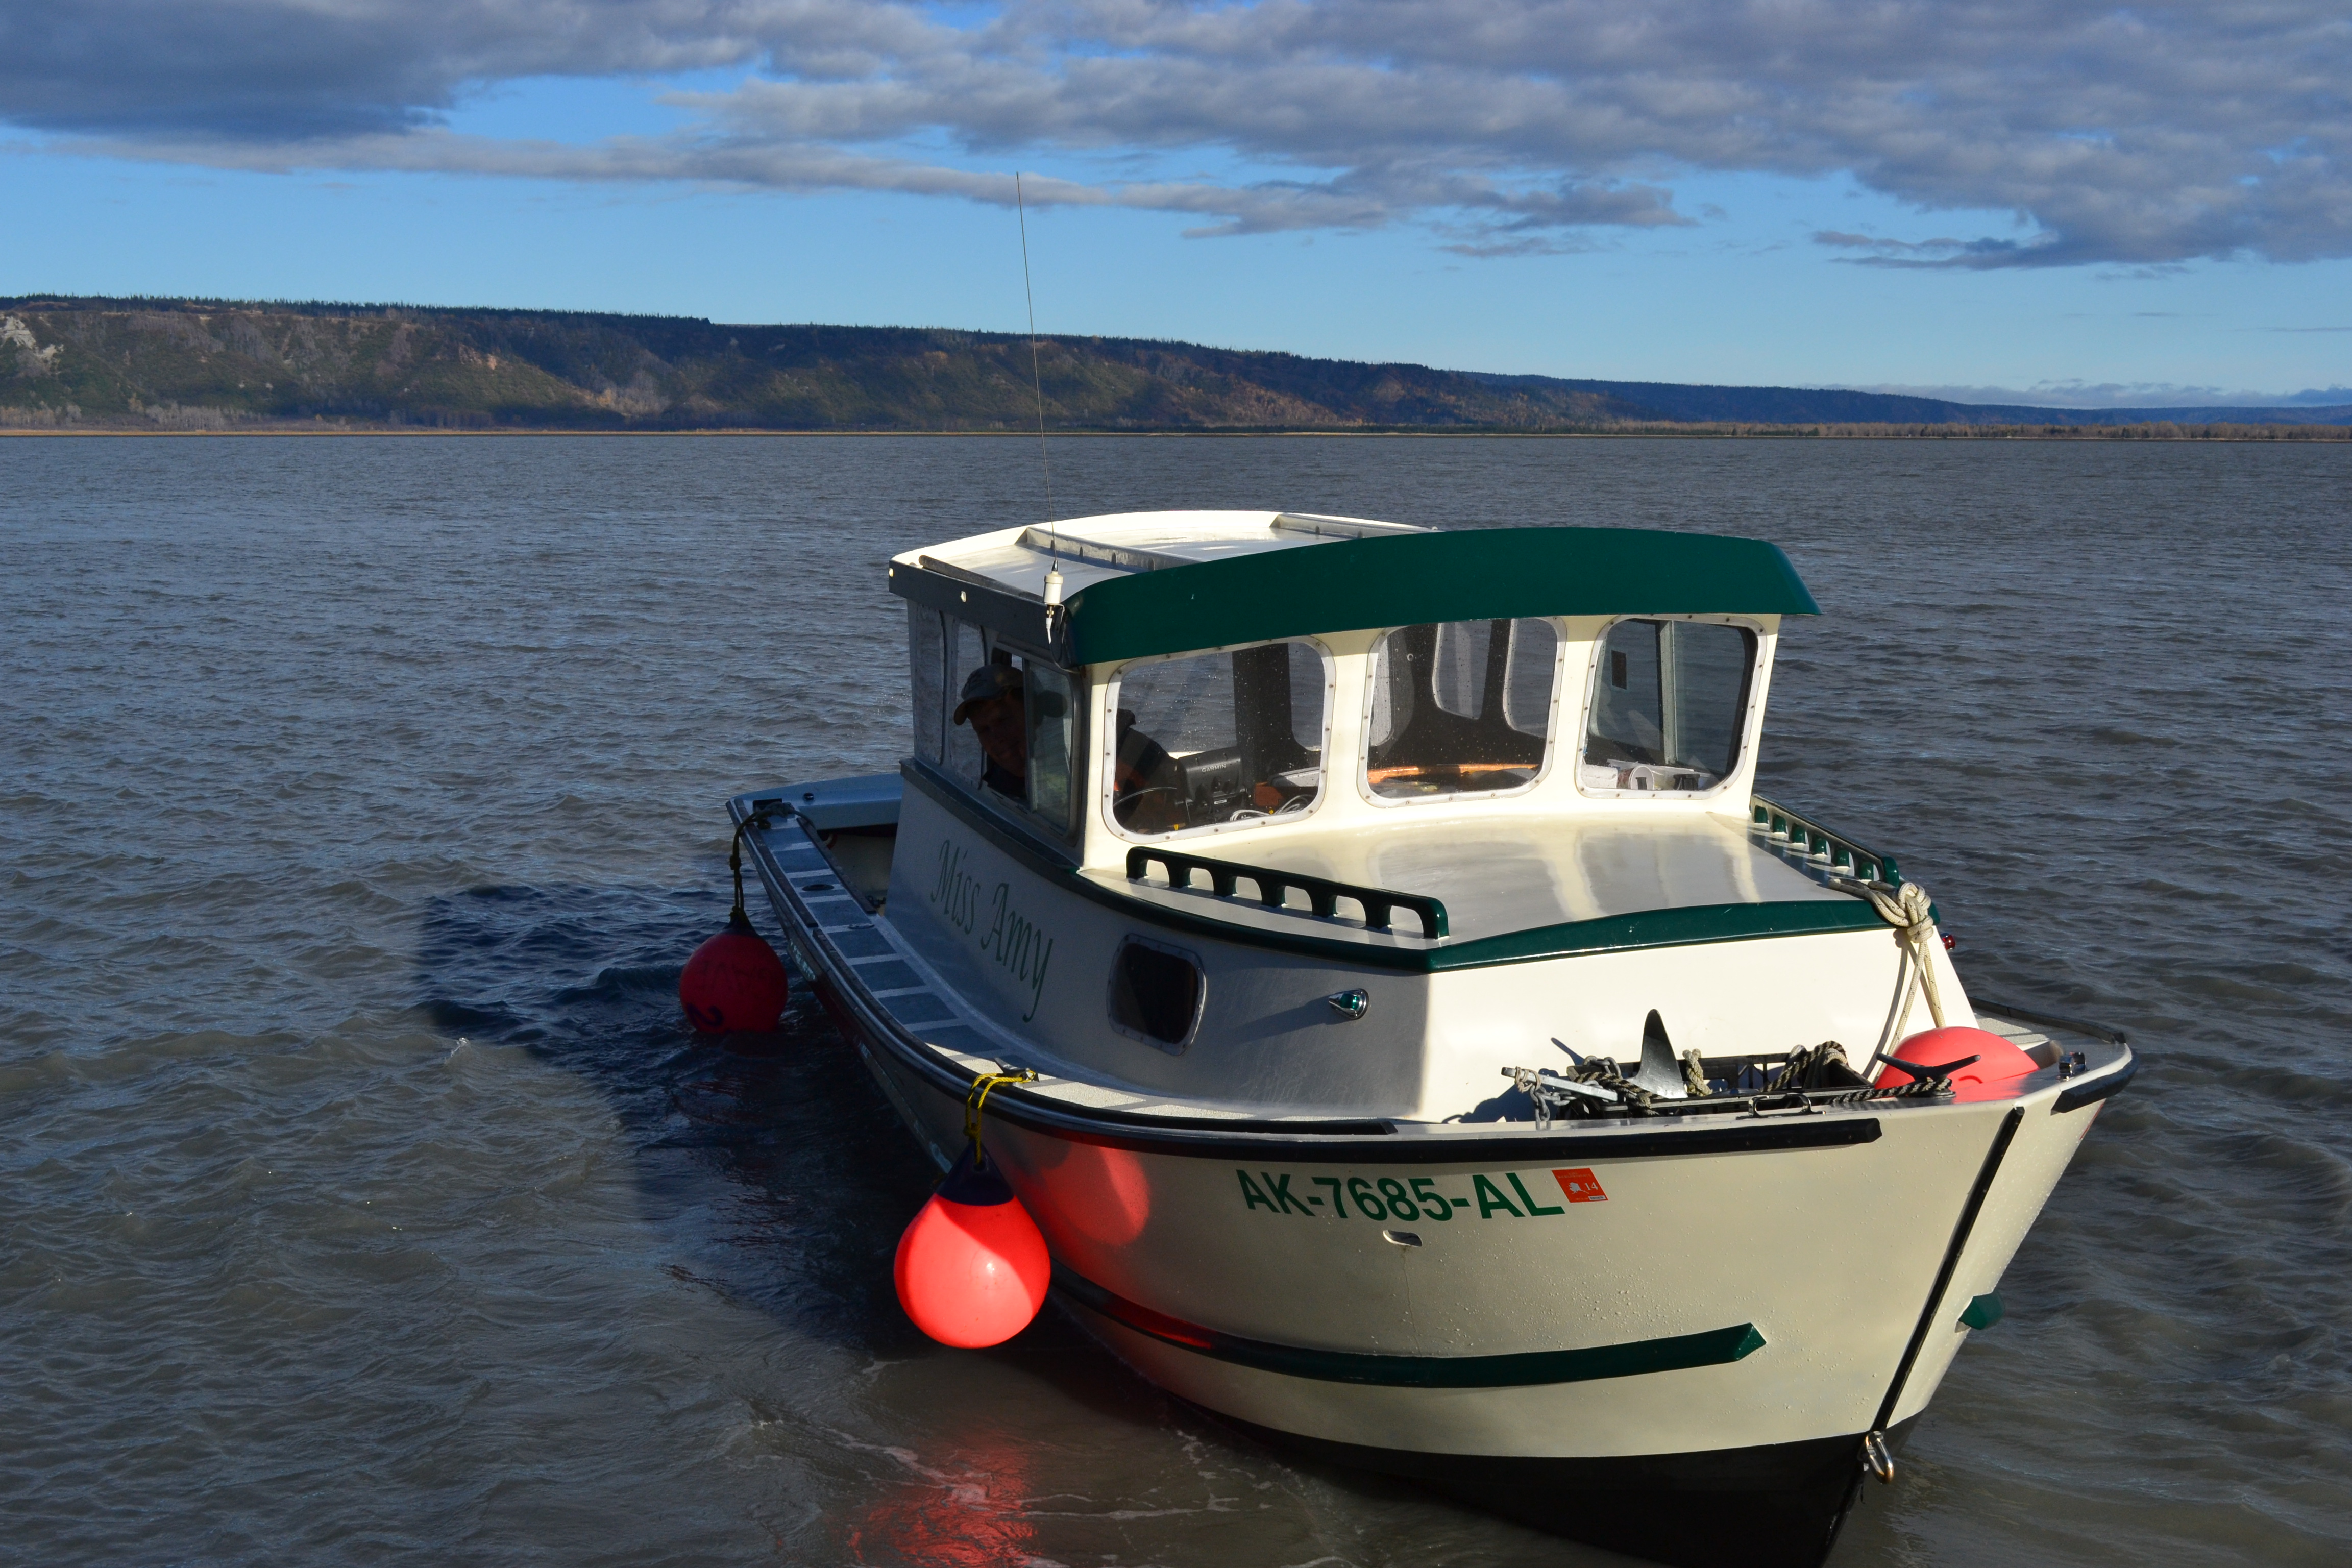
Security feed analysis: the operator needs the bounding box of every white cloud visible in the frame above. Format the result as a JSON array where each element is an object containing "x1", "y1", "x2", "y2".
[{"x1": 7, "y1": 1, "x2": 2350, "y2": 265}]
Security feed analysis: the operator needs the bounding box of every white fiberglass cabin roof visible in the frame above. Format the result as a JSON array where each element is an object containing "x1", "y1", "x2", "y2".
[
  {"x1": 896, "y1": 509, "x2": 1425, "y2": 603},
  {"x1": 890, "y1": 508, "x2": 1817, "y2": 668}
]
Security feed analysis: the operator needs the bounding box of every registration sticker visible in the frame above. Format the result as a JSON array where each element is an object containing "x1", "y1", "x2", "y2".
[{"x1": 1554, "y1": 1167, "x2": 1608, "y2": 1203}]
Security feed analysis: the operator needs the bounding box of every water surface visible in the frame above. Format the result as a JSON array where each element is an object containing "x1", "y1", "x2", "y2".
[{"x1": 4, "y1": 434, "x2": 2348, "y2": 1566}]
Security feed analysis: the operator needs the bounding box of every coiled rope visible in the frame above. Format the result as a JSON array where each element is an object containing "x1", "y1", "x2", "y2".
[
  {"x1": 1832, "y1": 877, "x2": 1948, "y2": 1072},
  {"x1": 1769, "y1": 1040, "x2": 1852, "y2": 1092},
  {"x1": 1570, "y1": 1059, "x2": 1656, "y2": 1111},
  {"x1": 1759, "y1": 1040, "x2": 1952, "y2": 1100}
]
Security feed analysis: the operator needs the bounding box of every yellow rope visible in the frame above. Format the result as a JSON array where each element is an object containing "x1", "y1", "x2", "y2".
[{"x1": 964, "y1": 1069, "x2": 1037, "y2": 1157}]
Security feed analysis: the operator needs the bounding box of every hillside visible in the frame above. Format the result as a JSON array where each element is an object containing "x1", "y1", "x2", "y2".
[
  {"x1": 4, "y1": 297, "x2": 2346, "y2": 433},
  {"x1": 0, "y1": 298, "x2": 1649, "y2": 432}
]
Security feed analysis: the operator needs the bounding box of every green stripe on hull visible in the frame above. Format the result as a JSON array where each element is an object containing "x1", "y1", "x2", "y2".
[
  {"x1": 1058, "y1": 1267, "x2": 1766, "y2": 1389},
  {"x1": 1438, "y1": 899, "x2": 1885, "y2": 967}
]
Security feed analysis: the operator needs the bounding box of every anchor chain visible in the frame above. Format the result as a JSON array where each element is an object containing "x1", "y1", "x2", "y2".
[
  {"x1": 1503, "y1": 1041, "x2": 1956, "y2": 1122},
  {"x1": 1505, "y1": 1058, "x2": 1660, "y2": 1128}
]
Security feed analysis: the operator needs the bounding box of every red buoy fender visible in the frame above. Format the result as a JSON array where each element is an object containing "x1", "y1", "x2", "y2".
[
  {"x1": 679, "y1": 910, "x2": 790, "y2": 1034},
  {"x1": 895, "y1": 1146, "x2": 1051, "y2": 1349},
  {"x1": 1881, "y1": 1025, "x2": 2041, "y2": 1101}
]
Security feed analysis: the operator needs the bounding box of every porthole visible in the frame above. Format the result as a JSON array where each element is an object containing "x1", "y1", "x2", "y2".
[{"x1": 1106, "y1": 937, "x2": 1205, "y2": 1054}]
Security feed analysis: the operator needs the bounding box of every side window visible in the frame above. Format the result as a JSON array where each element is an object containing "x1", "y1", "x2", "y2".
[
  {"x1": 945, "y1": 619, "x2": 988, "y2": 785},
  {"x1": 1107, "y1": 938, "x2": 1204, "y2": 1052},
  {"x1": 1023, "y1": 660, "x2": 1077, "y2": 833},
  {"x1": 1583, "y1": 619, "x2": 1757, "y2": 793},
  {"x1": 945, "y1": 627, "x2": 1083, "y2": 838},
  {"x1": 906, "y1": 605, "x2": 945, "y2": 763},
  {"x1": 1107, "y1": 641, "x2": 1328, "y2": 837},
  {"x1": 1365, "y1": 619, "x2": 1560, "y2": 800}
]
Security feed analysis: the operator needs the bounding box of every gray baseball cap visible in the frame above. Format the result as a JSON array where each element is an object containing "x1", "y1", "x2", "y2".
[{"x1": 951, "y1": 664, "x2": 1025, "y2": 724}]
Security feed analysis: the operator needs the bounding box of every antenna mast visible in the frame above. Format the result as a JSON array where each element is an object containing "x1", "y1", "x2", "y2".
[{"x1": 1015, "y1": 174, "x2": 1059, "y2": 572}]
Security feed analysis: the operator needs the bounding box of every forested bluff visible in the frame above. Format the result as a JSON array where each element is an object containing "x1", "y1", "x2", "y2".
[{"x1": 4, "y1": 297, "x2": 2346, "y2": 438}]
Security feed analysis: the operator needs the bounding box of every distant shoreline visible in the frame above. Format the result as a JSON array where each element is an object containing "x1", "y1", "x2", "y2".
[
  {"x1": 9, "y1": 296, "x2": 2346, "y2": 439},
  {"x1": 4, "y1": 424, "x2": 2346, "y2": 441}
]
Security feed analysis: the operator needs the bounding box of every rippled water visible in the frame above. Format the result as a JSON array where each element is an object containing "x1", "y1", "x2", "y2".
[{"x1": 5, "y1": 434, "x2": 2348, "y2": 1566}]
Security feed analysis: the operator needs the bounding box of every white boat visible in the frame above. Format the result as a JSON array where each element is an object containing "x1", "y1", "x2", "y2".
[{"x1": 726, "y1": 510, "x2": 2134, "y2": 1567}]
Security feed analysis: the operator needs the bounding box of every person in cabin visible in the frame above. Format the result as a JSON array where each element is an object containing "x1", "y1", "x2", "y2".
[
  {"x1": 1111, "y1": 709, "x2": 1185, "y2": 831},
  {"x1": 952, "y1": 664, "x2": 1030, "y2": 801},
  {"x1": 953, "y1": 661, "x2": 1189, "y2": 830}
]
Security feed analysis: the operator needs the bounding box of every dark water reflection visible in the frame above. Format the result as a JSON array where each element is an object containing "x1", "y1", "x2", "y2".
[{"x1": 4, "y1": 435, "x2": 2348, "y2": 1565}]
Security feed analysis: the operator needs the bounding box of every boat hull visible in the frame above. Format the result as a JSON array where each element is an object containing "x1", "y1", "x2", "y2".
[
  {"x1": 1206, "y1": 1409, "x2": 1915, "y2": 1568},
  {"x1": 742, "y1": 796, "x2": 2129, "y2": 1567}
]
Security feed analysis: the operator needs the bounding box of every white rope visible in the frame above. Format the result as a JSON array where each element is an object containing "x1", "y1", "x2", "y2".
[{"x1": 1839, "y1": 878, "x2": 1947, "y2": 1069}]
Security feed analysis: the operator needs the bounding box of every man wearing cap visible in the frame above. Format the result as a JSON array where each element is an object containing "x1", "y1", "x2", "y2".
[
  {"x1": 952, "y1": 663, "x2": 1030, "y2": 801},
  {"x1": 954, "y1": 659, "x2": 1188, "y2": 829}
]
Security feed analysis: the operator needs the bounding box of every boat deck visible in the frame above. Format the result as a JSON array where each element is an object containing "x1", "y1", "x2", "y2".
[
  {"x1": 1103, "y1": 810, "x2": 1850, "y2": 946},
  {"x1": 731, "y1": 781, "x2": 2134, "y2": 1142}
]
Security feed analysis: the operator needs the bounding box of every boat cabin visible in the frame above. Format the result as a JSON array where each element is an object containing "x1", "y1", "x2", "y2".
[
  {"x1": 729, "y1": 506, "x2": 1979, "y2": 1118},
  {"x1": 891, "y1": 510, "x2": 1814, "y2": 878}
]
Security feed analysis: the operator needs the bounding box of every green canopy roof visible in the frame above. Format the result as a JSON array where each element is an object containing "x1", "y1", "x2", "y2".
[{"x1": 894, "y1": 524, "x2": 1818, "y2": 666}]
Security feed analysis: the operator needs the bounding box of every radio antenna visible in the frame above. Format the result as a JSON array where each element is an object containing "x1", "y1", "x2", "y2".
[{"x1": 1015, "y1": 174, "x2": 1060, "y2": 593}]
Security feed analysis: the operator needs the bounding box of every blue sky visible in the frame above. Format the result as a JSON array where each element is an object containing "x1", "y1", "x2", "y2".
[{"x1": 4, "y1": 2, "x2": 2347, "y2": 407}]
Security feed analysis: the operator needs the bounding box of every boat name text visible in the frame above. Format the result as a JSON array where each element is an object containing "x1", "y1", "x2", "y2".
[{"x1": 930, "y1": 838, "x2": 1055, "y2": 1021}]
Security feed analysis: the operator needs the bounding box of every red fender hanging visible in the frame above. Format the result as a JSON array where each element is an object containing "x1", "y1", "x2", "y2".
[
  {"x1": 895, "y1": 1143, "x2": 1051, "y2": 1349},
  {"x1": 680, "y1": 909, "x2": 789, "y2": 1034},
  {"x1": 680, "y1": 813, "x2": 789, "y2": 1034}
]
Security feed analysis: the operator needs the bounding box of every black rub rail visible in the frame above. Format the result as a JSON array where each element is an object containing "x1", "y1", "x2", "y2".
[{"x1": 1126, "y1": 846, "x2": 1449, "y2": 939}]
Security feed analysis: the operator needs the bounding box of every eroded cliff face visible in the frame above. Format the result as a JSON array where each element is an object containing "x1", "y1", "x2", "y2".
[{"x1": 0, "y1": 298, "x2": 1654, "y2": 431}]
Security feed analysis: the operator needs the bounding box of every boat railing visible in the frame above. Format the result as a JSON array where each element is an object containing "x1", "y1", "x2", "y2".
[
  {"x1": 1125, "y1": 846, "x2": 1450, "y2": 939},
  {"x1": 1749, "y1": 796, "x2": 1902, "y2": 886}
]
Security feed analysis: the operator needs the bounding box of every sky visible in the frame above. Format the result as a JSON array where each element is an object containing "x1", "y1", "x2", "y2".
[{"x1": 3, "y1": 1, "x2": 2348, "y2": 407}]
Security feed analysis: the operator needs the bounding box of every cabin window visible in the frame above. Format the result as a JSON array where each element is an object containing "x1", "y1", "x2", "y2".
[
  {"x1": 1106, "y1": 937, "x2": 1205, "y2": 1052},
  {"x1": 1023, "y1": 660, "x2": 1077, "y2": 832},
  {"x1": 1107, "y1": 641, "x2": 1328, "y2": 837},
  {"x1": 1582, "y1": 619, "x2": 1757, "y2": 793},
  {"x1": 906, "y1": 605, "x2": 946, "y2": 763},
  {"x1": 944, "y1": 618, "x2": 989, "y2": 785},
  {"x1": 1364, "y1": 619, "x2": 1561, "y2": 800},
  {"x1": 944, "y1": 620, "x2": 1083, "y2": 838}
]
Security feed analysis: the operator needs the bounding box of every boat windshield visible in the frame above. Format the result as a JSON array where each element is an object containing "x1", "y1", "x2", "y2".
[
  {"x1": 1365, "y1": 619, "x2": 1561, "y2": 800},
  {"x1": 1582, "y1": 618, "x2": 1757, "y2": 793},
  {"x1": 1109, "y1": 641, "x2": 1328, "y2": 836}
]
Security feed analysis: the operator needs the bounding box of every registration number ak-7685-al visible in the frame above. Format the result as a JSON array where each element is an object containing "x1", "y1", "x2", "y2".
[{"x1": 1236, "y1": 1167, "x2": 1608, "y2": 1221}]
